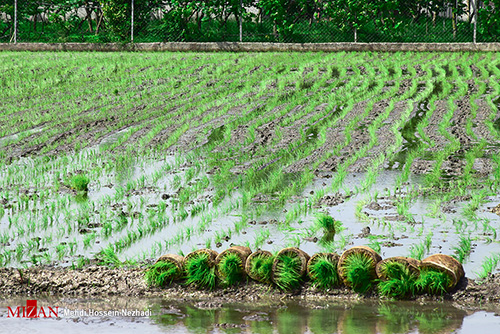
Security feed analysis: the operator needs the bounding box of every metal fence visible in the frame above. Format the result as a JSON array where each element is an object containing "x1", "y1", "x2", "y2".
[{"x1": 1, "y1": 1, "x2": 498, "y2": 44}]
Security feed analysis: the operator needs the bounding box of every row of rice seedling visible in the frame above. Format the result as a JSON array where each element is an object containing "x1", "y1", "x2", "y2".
[
  {"x1": 282, "y1": 60, "x2": 429, "y2": 224},
  {"x1": 146, "y1": 245, "x2": 465, "y2": 299},
  {"x1": 135, "y1": 54, "x2": 376, "y2": 253},
  {"x1": 156, "y1": 64, "x2": 394, "y2": 253}
]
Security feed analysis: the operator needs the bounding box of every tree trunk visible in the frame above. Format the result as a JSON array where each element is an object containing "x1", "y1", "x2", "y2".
[{"x1": 85, "y1": 2, "x2": 94, "y2": 33}]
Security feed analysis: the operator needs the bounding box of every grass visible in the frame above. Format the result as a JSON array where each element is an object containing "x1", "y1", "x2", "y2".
[
  {"x1": 273, "y1": 253, "x2": 303, "y2": 291},
  {"x1": 248, "y1": 254, "x2": 274, "y2": 283},
  {"x1": 308, "y1": 255, "x2": 340, "y2": 290},
  {"x1": 377, "y1": 262, "x2": 418, "y2": 299},
  {"x1": 342, "y1": 253, "x2": 375, "y2": 293},
  {"x1": 217, "y1": 253, "x2": 244, "y2": 286},
  {"x1": 415, "y1": 268, "x2": 452, "y2": 295},
  {"x1": 185, "y1": 253, "x2": 217, "y2": 290},
  {"x1": 145, "y1": 261, "x2": 179, "y2": 287}
]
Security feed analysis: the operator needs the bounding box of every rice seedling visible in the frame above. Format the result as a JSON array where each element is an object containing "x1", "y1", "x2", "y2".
[
  {"x1": 314, "y1": 213, "x2": 340, "y2": 235},
  {"x1": 452, "y1": 235, "x2": 473, "y2": 264},
  {"x1": 408, "y1": 243, "x2": 427, "y2": 260},
  {"x1": 377, "y1": 261, "x2": 418, "y2": 299},
  {"x1": 273, "y1": 253, "x2": 303, "y2": 291},
  {"x1": 415, "y1": 268, "x2": 452, "y2": 295},
  {"x1": 145, "y1": 261, "x2": 180, "y2": 287},
  {"x1": 307, "y1": 254, "x2": 340, "y2": 290},
  {"x1": 247, "y1": 253, "x2": 274, "y2": 284},
  {"x1": 69, "y1": 174, "x2": 90, "y2": 192},
  {"x1": 342, "y1": 253, "x2": 376, "y2": 293},
  {"x1": 185, "y1": 253, "x2": 217, "y2": 290},
  {"x1": 216, "y1": 252, "x2": 244, "y2": 286},
  {"x1": 96, "y1": 246, "x2": 121, "y2": 267},
  {"x1": 475, "y1": 253, "x2": 500, "y2": 279}
]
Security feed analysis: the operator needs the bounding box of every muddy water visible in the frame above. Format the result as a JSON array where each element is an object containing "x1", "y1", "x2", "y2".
[{"x1": 1, "y1": 296, "x2": 499, "y2": 333}]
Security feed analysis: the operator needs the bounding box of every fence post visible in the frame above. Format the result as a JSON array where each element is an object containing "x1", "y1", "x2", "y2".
[
  {"x1": 131, "y1": 0, "x2": 134, "y2": 43},
  {"x1": 472, "y1": 0, "x2": 477, "y2": 43},
  {"x1": 239, "y1": 0, "x2": 243, "y2": 42},
  {"x1": 13, "y1": 0, "x2": 17, "y2": 43}
]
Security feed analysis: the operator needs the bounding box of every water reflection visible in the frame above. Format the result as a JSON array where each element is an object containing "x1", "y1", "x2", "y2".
[
  {"x1": 0, "y1": 297, "x2": 496, "y2": 334},
  {"x1": 151, "y1": 300, "x2": 470, "y2": 334}
]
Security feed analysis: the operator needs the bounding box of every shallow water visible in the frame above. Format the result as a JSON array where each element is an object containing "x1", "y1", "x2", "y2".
[
  {"x1": 1, "y1": 296, "x2": 500, "y2": 333},
  {"x1": 2, "y1": 148, "x2": 500, "y2": 279}
]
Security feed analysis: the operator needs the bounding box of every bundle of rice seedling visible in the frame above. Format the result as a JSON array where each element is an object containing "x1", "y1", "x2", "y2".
[
  {"x1": 184, "y1": 249, "x2": 218, "y2": 290},
  {"x1": 338, "y1": 246, "x2": 382, "y2": 293},
  {"x1": 245, "y1": 250, "x2": 274, "y2": 284},
  {"x1": 272, "y1": 248, "x2": 310, "y2": 291},
  {"x1": 145, "y1": 254, "x2": 184, "y2": 287},
  {"x1": 416, "y1": 254, "x2": 463, "y2": 295},
  {"x1": 376, "y1": 257, "x2": 420, "y2": 299},
  {"x1": 215, "y1": 246, "x2": 252, "y2": 286},
  {"x1": 307, "y1": 253, "x2": 340, "y2": 290}
]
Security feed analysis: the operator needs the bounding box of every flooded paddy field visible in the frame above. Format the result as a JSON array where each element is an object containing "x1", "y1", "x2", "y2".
[{"x1": 1, "y1": 51, "x2": 500, "y2": 331}]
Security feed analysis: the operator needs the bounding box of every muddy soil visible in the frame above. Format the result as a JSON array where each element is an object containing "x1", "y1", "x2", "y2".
[{"x1": 1, "y1": 265, "x2": 499, "y2": 309}]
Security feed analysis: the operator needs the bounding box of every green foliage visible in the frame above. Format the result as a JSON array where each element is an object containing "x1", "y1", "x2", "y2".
[
  {"x1": 315, "y1": 213, "x2": 339, "y2": 234},
  {"x1": 308, "y1": 255, "x2": 339, "y2": 290},
  {"x1": 96, "y1": 246, "x2": 121, "y2": 267},
  {"x1": 343, "y1": 253, "x2": 375, "y2": 293},
  {"x1": 145, "y1": 261, "x2": 179, "y2": 287},
  {"x1": 273, "y1": 253, "x2": 303, "y2": 291},
  {"x1": 478, "y1": 0, "x2": 500, "y2": 41},
  {"x1": 217, "y1": 253, "x2": 244, "y2": 286},
  {"x1": 248, "y1": 254, "x2": 274, "y2": 283},
  {"x1": 415, "y1": 269, "x2": 452, "y2": 295},
  {"x1": 70, "y1": 174, "x2": 90, "y2": 192},
  {"x1": 377, "y1": 262, "x2": 417, "y2": 299},
  {"x1": 1, "y1": 1, "x2": 492, "y2": 43},
  {"x1": 185, "y1": 253, "x2": 217, "y2": 290}
]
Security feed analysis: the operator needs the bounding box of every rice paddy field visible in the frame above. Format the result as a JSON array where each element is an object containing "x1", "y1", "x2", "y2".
[{"x1": 2, "y1": 51, "x2": 500, "y2": 283}]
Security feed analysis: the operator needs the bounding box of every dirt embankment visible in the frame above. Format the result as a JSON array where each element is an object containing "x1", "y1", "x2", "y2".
[{"x1": 1, "y1": 265, "x2": 499, "y2": 309}]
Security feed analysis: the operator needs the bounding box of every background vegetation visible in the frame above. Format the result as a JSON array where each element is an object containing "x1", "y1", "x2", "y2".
[{"x1": 1, "y1": 0, "x2": 499, "y2": 43}]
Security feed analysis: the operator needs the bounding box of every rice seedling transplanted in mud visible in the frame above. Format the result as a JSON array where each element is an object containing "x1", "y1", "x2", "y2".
[
  {"x1": 1, "y1": 51, "x2": 500, "y2": 293},
  {"x1": 70, "y1": 174, "x2": 90, "y2": 192}
]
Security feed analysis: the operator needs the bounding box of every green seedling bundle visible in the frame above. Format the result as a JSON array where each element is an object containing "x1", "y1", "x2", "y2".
[{"x1": 147, "y1": 245, "x2": 464, "y2": 299}]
